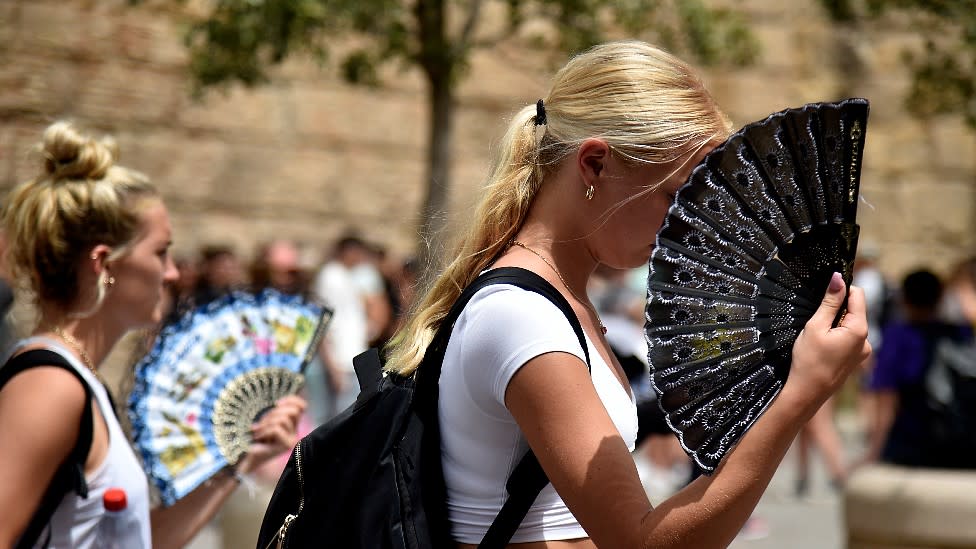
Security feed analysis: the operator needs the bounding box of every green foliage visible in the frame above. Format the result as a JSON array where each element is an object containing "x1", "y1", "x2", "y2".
[
  {"x1": 148, "y1": 0, "x2": 407, "y2": 94},
  {"x1": 818, "y1": 0, "x2": 976, "y2": 128},
  {"x1": 511, "y1": 0, "x2": 760, "y2": 67},
  {"x1": 149, "y1": 0, "x2": 759, "y2": 94}
]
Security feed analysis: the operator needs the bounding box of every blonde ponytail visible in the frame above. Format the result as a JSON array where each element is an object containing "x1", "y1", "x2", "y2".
[
  {"x1": 385, "y1": 105, "x2": 546, "y2": 375},
  {"x1": 385, "y1": 41, "x2": 731, "y2": 375}
]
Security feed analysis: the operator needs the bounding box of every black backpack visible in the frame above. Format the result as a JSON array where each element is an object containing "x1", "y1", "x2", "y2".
[
  {"x1": 257, "y1": 267, "x2": 591, "y2": 549},
  {"x1": 0, "y1": 349, "x2": 96, "y2": 548},
  {"x1": 922, "y1": 326, "x2": 976, "y2": 468}
]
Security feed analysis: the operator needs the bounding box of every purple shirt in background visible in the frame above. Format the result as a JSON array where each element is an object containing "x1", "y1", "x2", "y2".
[
  {"x1": 869, "y1": 322, "x2": 933, "y2": 391},
  {"x1": 869, "y1": 321, "x2": 974, "y2": 467},
  {"x1": 870, "y1": 321, "x2": 973, "y2": 392}
]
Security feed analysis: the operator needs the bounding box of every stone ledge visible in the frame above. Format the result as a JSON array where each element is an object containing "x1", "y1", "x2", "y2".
[{"x1": 845, "y1": 464, "x2": 976, "y2": 549}]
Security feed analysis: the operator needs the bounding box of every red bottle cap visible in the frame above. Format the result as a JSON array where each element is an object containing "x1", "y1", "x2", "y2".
[{"x1": 103, "y1": 488, "x2": 127, "y2": 512}]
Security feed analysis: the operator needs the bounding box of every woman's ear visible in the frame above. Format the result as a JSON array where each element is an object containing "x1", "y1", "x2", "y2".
[
  {"x1": 89, "y1": 245, "x2": 113, "y2": 276},
  {"x1": 576, "y1": 138, "x2": 611, "y2": 188}
]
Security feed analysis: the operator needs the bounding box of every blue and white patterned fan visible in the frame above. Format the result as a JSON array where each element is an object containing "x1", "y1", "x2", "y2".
[{"x1": 128, "y1": 289, "x2": 331, "y2": 506}]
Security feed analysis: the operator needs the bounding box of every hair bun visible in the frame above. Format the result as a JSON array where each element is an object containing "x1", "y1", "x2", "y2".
[{"x1": 41, "y1": 121, "x2": 118, "y2": 181}]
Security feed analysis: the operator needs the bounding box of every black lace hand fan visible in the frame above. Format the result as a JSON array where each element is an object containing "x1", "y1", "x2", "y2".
[{"x1": 645, "y1": 98, "x2": 869, "y2": 473}]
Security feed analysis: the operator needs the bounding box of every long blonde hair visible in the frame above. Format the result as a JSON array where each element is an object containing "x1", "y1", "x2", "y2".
[
  {"x1": 386, "y1": 41, "x2": 731, "y2": 375},
  {"x1": 1, "y1": 121, "x2": 159, "y2": 313}
]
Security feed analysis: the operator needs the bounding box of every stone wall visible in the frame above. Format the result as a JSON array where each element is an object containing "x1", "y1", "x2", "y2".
[
  {"x1": 846, "y1": 464, "x2": 976, "y2": 548},
  {"x1": 1, "y1": 0, "x2": 973, "y2": 280}
]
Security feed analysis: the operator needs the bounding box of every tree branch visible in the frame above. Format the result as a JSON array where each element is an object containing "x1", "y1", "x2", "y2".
[{"x1": 458, "y1": 0, "x2": 485, "y2": 51}]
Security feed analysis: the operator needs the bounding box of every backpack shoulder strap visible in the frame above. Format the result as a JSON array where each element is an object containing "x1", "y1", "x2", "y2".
[
  {"x1": 416, "y1": 266, "x2": 590, "y2": 391},
  {"x1": 0, "y1": 349, "x2": 95, "y2": 549},
  {"x1": 475, "y1": 269, "x2": 591, "y2": 549},
  {"x1": 413, "y1": 266, "x2": 591, "y2": 549}
]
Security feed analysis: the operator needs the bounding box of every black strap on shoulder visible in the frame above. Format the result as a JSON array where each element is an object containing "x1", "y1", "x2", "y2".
[
  {"x1": 0, "y1": 349, "x2": 95, "y2": 549},
  {"x1": 413, "y1": 266, "x2": 592, "y2": 549}
]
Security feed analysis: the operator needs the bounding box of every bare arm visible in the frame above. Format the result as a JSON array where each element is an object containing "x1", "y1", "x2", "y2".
[
  {"x1": 506, "y1": 277, "x2": 870, "y2": 548},
  {"x1": 150, "y1": 395, "x2": 306, "y2": 549},
  {"x1": 149, "y1": 468, "x2": 241, "y2": 549},
  {"x1": 0, "y1": 368, "x2": 86, "y2": 546}
]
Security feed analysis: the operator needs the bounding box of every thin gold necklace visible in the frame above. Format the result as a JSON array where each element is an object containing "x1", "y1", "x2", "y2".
[
  {"x1": 510, "y1": 240, "x2": 607, "y2": 335},
  {"x1": 51, "y1": 326, "x2": 99, "y2": 377}
]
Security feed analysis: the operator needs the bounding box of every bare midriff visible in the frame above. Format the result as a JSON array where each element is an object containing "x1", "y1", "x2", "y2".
[{"x1": 459, "y1": 539, "x2": 597, "y2": 549}]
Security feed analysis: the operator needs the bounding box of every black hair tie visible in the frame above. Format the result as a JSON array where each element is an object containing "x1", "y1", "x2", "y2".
[{"x1": 535, "y1": 99, "x2": 547, "y2": 126}]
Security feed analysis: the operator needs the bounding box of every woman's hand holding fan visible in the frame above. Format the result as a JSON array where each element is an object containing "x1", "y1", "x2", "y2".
[
  {"x1": 233, "y1": 394, "x2": 307, "y2": 475},
  {"x1": 780, "y1": 273, "x2": 872, "y2": 418}
]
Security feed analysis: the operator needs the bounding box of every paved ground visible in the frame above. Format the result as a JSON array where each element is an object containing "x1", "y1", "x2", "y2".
[
  {"x1": 637, "y1": 411, "x2": 863, "y2": 549},
  {"x1": 727, "y1": 413, "x2": 863, "y2": 549},
  {"x1": 636, "y1": 442, "x2": 846, "y2": 549},
  {"x1": 728, "y1": 450, "x2": 845, "y2": 549}
]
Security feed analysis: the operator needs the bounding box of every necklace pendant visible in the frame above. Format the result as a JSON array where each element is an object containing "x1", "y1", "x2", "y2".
[{"x1": 600, "y1": 324, "x2": 607, "y2": 335}]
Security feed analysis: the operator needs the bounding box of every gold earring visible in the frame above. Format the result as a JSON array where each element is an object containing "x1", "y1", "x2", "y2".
[
  {"x1": 104, "y1": 276, "x2": 115, "y2": 287},
  {"x1": 585, "y1": 185, "x2": 594, "y2": 200}
]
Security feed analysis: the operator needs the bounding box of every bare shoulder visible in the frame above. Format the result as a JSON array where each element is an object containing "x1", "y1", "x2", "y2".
[
  {"x1": 0, "y1": 360, "x2": 89, "y2": 537},
  {"x1": 0, "y1": 363, "x2": 88, "y2": 444}
]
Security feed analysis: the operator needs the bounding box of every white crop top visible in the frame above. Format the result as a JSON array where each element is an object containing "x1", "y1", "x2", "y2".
[
  {"x1": 438, "y1": 284, "x2": 638, "y2": 544},
  {"x1": 9, "y1": 338, "x2": 153, "y2": 549}
]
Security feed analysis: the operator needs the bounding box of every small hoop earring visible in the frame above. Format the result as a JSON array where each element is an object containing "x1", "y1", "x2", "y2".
[{"x1": 585, "y1": 185, "x2": 594, "y2": 201}]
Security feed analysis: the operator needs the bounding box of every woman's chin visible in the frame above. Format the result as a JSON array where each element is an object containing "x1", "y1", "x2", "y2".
[{"x1": 610, "y1": 252, "x2": 653, "y2": 271}]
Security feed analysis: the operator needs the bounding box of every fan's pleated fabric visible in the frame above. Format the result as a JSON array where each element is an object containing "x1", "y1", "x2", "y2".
[
  {"x1": 128, "y1": 289, "x2": 330, "y2": 506},
  {"x1": 646, "y1": 98, "x2": 868, "y2": 472}
]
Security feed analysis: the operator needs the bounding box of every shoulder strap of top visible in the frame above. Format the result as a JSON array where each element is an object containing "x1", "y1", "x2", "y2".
[{"x1": 1, "y1": 349, "x2": 94, "y2": 549}]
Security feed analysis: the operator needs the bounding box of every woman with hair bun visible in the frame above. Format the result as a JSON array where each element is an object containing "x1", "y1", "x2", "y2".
[
  {"x1": 0, "y1": 121, "x2": 305, "y2": 548},
  {"x1": 384, "y1": 41, "x2": 871, "y2": 547}
]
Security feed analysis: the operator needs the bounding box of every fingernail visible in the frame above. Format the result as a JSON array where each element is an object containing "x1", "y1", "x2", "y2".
[{"x1": 829, "y1": 272, "x2": 843, "y2": 293}]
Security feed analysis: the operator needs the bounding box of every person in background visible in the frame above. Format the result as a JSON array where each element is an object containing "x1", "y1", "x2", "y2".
[
  {"x1": 192, "y1": 244, "x2": 244, "y2": 306},
  {"x1": 0, "y1": 120, "x2": 305, "y2": 549},
  {"x1": 312, "y1": 233, "x2": 385, "y2": 421},
  {"x1": 864, "y1": 269, "x2": 972, "y2": 467},
  {"x1": 249, "y1": 239, "x2": 310, "y2": 297},
  {"x1": 383, "y1": 255, "x2": 421, "y2": 345},
  {"x1": 793, "y1": 399, "x2": 848, "y2": 496},
  {"x1": 848, "y1": 244, "x2": 893, "y2": 472},
  {"x1": 384, "y1": 41, "x2": 870, "y2": 547},
  {"x1": 356, "y1": 242, "x2": 394, "y2": 348},
  {"x1": 173, "y1": 255, "x2": 199, "y2": 303},
  {"x1": 941, "y1": 256, "x2": 976, "y2": 328}
]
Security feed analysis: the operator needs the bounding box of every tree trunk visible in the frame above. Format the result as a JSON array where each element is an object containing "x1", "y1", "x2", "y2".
[
  {"x1": 416, "y1": 74, "x2": 455, "y2": 284},
  {"x1": 414, "y1": 0, "x2": 455, "y2": 284}
]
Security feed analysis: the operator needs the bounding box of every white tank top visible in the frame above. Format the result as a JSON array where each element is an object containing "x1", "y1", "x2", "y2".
[
  {"x1": 9, "y1": 338, "x2": 152, "y2": 549},
  {"x1": 439, "y1": 285, "x2": 638, "y2": 544}
]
